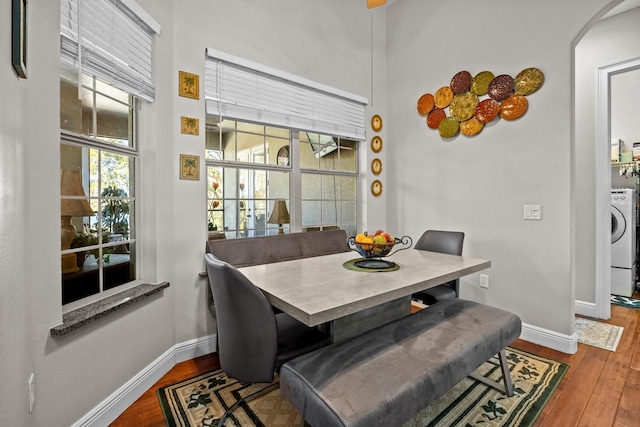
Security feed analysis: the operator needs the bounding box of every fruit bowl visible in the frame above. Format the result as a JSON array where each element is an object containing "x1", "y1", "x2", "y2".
[
  {"x1": 349, "y1": 238, "x2": 396, "y2": 259},
  {"x1": 347, "y1": 233, "x2": 412, "y2": 269}
]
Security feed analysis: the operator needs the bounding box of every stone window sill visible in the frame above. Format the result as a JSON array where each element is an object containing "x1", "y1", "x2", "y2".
[{"x1": 50, "y1": 282, "x2": 170, "y2": 336}]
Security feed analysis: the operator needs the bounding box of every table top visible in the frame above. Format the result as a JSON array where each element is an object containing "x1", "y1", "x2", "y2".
[{"x1": 239, "y1": 249, "x2": 491, "y2": 327}]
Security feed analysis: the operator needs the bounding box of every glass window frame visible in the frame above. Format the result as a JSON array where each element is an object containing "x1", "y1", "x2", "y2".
[
  {"x1": 60, "y1": 71, "x2": 141, "y2": 311},
  {"x1": 206, "y1": 120, "x2": 359, "y2": 239}
]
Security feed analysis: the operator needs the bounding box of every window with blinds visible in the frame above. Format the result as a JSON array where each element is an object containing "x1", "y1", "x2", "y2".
[
  {"x1": 60, "y1": 0, "x2": 161, "y2": 102},
  {"x1": 205, "y1": 48, "x2": 368, "y2": 141}
]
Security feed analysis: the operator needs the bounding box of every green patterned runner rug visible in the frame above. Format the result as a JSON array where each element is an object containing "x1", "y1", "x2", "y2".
[{"x1": 158, "y1": 347, "x2": 567, "y2": 427}]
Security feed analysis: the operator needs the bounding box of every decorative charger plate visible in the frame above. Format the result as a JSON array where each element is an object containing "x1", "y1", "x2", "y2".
[
  {"x1": 499, "y1": 94, "x2": 528, "y2": 120},
  {"x1": 438, "y1": 117, "x2": 460, "y2": 138},
  {"x1": 371, "y1": 158, "x2": 382, "y2": 175},
  {"x1": 427, "y1": 108, "x2": 446, "y2": 129},
  {"x1": 487, "y1": 74, "x2": 515, "y2": 101},
  {"x1": 434, "y1": 86, "x2": 454, "y2": 109},
  {"x1": 515, "y1": 67, "x2": 544, "y2": 95},
  {"x1": 371, "y1": 136, "x2": 383, "y2": 153},
  {"x1": 450, "y1": 70, "x2": 473, "y2": 94},
  {"x1": 449, "y1": 92, "x2": 479, "y2": 122},
  {"x1": 460, "y1": 117, "x2": 484, "y2": 136},
  {"x1": 371, "y1": 179, "x2": 383, "y2": 196},
  {"x1": 371, "y1": 114, "x2": 383, "y2": 132},
  {"x1": 475, "y1": 98, "x2": 500, "y2": 123},
  {"x1": 417, "y1": 93, "x2": 435, "y2": 115},
  {"x1": 471, "y1": 71, "x2": 495, "y2": 96}
]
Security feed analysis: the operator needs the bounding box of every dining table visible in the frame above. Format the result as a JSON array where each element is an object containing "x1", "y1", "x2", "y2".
[{"x1": 239, "y1": 249, "x2": 491, "y2": 342}]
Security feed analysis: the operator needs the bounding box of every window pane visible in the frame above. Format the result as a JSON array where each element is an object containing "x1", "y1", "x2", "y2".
[
  {"x1": 269, "y1": 139, "x2": 290, "y2": 167},
  {"x1": 60, "y1": 78, "x2": 92, "y2": 135},
  {"x1": 237, "y1": 133, "x2": 265, "y2": 163},
  {"x1": 95, "y1": 92, "x2": 132, "y2": 146},
  {"x1": 337, "y1": 139, "x2": 357, "y2": 172},
  {"x1": 322, "y1": 200, "x2": 338, "y2": 224},
  {"x1": 61, "y1": 140, "x2": 136, "y2": 305},
  {"x1": 341, "y1": 176, "x2": 357, "y2": 200},
  {"x1": 302, "y1": 201, "x2": 321, "y2": 226},
  {"x1": 322, "y1": 175, "x2": 337, "y2": 199},
  {"x1": 302, "y1": 173, "x2": 322, "y2": 199}
]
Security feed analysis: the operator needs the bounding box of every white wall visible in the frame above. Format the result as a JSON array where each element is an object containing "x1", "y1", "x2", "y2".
[
  {"x1": 0, "y1": 0, "x2": 385, "y2": 425},
  {"x1": 384, "y1": 0, "x2": 611, "y2": 336},
  {"x1": 575, "y1": 7, "x2": 640, "y2": 302}
]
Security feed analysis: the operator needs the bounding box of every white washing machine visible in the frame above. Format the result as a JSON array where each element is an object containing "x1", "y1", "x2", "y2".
[{"x1": 611, "y1": 188, "x2": 637, "y2": 297}]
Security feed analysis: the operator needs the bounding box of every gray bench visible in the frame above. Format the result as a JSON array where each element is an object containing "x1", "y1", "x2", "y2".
[
  {"x1": 280, "y1": 298, "x2": 522, "y2": 427},
  {"x1": 206, "y1": 229, "x2": 350, "y2": 267}
]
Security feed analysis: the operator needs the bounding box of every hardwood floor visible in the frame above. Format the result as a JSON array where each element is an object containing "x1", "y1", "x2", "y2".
[{"x1": 111, "y1": 299, "x2": 640, "y2": 427}]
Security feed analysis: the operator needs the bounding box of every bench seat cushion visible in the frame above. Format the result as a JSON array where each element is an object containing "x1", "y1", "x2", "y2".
[{"x1": 280, "y1": 299, "x2": 521, "y2": 427}]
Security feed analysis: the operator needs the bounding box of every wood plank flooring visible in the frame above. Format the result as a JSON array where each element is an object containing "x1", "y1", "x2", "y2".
[{"x1": 111, "y1": 299, "x2": 640, "y2": 426}]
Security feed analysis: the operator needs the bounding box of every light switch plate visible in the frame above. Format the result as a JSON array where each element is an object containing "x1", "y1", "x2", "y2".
[{"x1": 524, "y1": 205, "x2": 542, "y2": 220}]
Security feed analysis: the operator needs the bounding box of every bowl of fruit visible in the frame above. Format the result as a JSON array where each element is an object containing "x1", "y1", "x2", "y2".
[{"x1": 347, "y1": 230, "x2": 412, "y2": 263}]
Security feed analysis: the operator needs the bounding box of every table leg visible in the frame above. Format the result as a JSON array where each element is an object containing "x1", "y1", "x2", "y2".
[{"x1": 330, "y1": 296, "x2": 411, "y2": 343}]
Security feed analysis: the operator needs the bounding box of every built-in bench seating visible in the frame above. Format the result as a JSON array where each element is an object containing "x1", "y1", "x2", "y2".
[
  {"x1": 280, "y1": 298, "x2": 522, "y2": 427},
  {"x1": 205, "y1": 230, "x2": 351, "y2": 315},
  {"x1": 206, "y1": 229, "x2": 350, "y2": 267}
]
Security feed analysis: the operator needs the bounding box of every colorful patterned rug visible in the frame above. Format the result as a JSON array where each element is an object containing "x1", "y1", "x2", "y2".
[
  {"x1": 157, "y1": 347, "x2": 567, "y2": 427},
  {"x1": 575, "y1": 317, "x2": 624, "y2": 352},
  {"x1": 611, "y1": 294, "x2": 640, "y2": 310}
]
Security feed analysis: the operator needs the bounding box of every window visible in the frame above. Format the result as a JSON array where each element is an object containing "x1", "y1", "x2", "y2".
[
  {"x1": 206, "y1": 121, "x2": 291, "y2": 238},
  {"x1": 204, "y1": 49, "x2": 367, "y2": 239},
  {"x1": 206, "y1": 121, "x2": 359, "y2": 238},
  {"x1": 60, "y1": 67, "x2": 137, "y2": 305},
  {"x1": 59, "y1": 0, "x2": 159, "y2": 306}
]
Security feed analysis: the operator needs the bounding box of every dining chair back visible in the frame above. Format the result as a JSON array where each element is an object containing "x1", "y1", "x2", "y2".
[
  {"x1": 412, "y1": 230, "x2": 465, "y2": 305},
  {"x1": 204, "y1": 253, "x2": 331, "y2": 425}
]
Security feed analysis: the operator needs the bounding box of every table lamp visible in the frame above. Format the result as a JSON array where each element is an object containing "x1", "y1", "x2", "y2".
[
  {"x1": 61, "y1": 169, "x2": 94, "y2": 274},
  {"x1": 267, "y1": 199, "x2": 290, "y2": 234}
]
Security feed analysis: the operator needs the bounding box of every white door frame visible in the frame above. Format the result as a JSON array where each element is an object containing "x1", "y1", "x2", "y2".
[{"x1": 595, "y1": 57, "x2": 640, "y2": 319}]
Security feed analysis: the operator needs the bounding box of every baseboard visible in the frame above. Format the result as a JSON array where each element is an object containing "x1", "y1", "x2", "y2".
[
  {"x1": 72, "y1": 334, "x2": 217, "y2": 427},
  {"x1": 520, "y1": 322, "x2": 578, "y2": 354},
  {"x1": 575, "y1": 299, "x2": 597, "y2": 318}
]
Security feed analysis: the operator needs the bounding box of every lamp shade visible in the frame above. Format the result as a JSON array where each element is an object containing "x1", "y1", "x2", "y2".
[
  {"x1": 267, "y1": 199, "x2": 290, "y2": 225},
  {"x1": 61, "y1": 170, "x2": 93, "y2": 217}
]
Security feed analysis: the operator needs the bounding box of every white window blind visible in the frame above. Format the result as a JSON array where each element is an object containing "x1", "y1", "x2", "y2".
[
  {"x1": 60, "y1": 0, "x2": 160, "y2": 102},
  {"x1": 205, "y1": 48, "x2": 368, "y2": 141}
]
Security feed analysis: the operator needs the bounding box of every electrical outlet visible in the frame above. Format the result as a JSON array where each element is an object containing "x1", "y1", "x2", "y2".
[
  {"x1": 28, "y1": 373, "x2": 35, "y2": 413},
  {"x1": 480, "y1": 274, "x2": 489, "y2": 289}
]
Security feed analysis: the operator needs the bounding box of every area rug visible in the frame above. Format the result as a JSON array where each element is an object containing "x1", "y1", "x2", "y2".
[
  {"x1": 611, "y1": 294, "x2": 640, "y2": 309},
  {"x1": 575, "y1": 317, "x2": 624, "y2": 352},
  {"x1": 157, "y1": 347, "x2": 567, "y2": 427}
]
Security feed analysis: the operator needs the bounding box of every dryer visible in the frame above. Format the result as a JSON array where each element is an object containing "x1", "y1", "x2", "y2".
[{"x1": 611, "y1": 188, "x2": 637, "y2": 297}]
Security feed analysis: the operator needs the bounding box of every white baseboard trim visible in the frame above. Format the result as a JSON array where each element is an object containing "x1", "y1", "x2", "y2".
[
  {"x1": 520, "y1": 322, "x2": 578, "y2": 354},
  {"x1": 575, "y1": 299, "x2": 597, "y2": 318},
  {"x1": 72, "y1": 334, "x2": 217, "y2": 427}
]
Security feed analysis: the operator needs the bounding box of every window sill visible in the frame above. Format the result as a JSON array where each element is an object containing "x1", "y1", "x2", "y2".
[{"x1": 50, "y1": 282, "x2": 170, "y2": 336}]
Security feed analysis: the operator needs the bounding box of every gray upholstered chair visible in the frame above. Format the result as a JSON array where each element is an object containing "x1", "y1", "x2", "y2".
[
  {"x1": 412, "y1": 230, "x2": 465, "y2": 305},
  {"x1": 204, "y1": 253, "x2": 331, "y2": 426}
]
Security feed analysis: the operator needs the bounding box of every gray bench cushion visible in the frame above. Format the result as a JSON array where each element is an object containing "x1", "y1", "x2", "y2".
[{"x1": 280, "y1": 299, "x2": 521, "y2": 427}]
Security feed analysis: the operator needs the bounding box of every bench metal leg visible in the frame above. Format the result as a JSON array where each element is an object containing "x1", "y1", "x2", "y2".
[
  {"x1": 468, "y1": 349, "x2": 514, "y2": 397},
  {"x1": 218, "y1": 381, "x2": 280, "y2": 427}
]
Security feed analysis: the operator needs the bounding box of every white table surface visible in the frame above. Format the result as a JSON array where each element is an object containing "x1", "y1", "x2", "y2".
[{"x1": 239, "y1": 249, "x2": 491, "y2": 327}]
